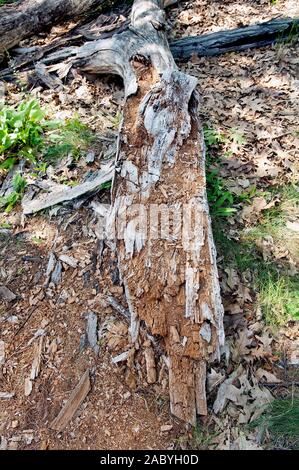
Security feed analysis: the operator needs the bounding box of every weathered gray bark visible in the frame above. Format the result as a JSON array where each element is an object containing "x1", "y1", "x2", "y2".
[
  {"x1": 0, "y1": 0, "x2": 119, "y2": 60},
  {"x1": 1, "y1": 16, "x2": 297, "y2": 80},
  {"x1": 74, "y1": 0, "x2": 224, "y2": 424}
]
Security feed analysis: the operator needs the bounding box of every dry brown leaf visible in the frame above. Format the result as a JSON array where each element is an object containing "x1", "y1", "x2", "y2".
[
  {"x1": 255, "y1": 368, "x2": 282, "y2": 383},
  {"x1": 232, "y1": 328, "x2": 253, "y2": 361},
  {"x1": 207, "y1": 368, "x2": 225, "y2": 392},
  {"x1": 224, "y1": 267, "x2": 239, "y2": 291}
]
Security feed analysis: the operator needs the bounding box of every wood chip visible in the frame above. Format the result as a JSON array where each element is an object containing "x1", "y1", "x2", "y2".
[
  {"x1": 0, "y1": 392, "x2": 15, "y2": 399},
  {"x1": 24, "y1": 378, "x2": 33, "y2": 397},
  {"x1": 161, "y1": 424, "x2": 173, "y2": 432},
  {"x1": 50, "y1": 369, "x2": 91, "y2": 432},
  {"x1": 0, "y1": 340, "x2": 5, "y2": 365},
  {"x1": 144, "y1": 346, "x2": 156, "y2": 384},
  {"x1": 112, "y1": 351, "x2": 129, "y2": 364},
  {"x1": 0, "y1": 286, "x2": 16, "y2": 301},
  {"x1": 85, "y1": 311, "x2": 99, "y2": 354},
  {"x1": 30, "y1": 336, "x2": 43, "y2": 380},
  {"x1": 59, "y1": 254, "x2": 78, "y2": 268}
]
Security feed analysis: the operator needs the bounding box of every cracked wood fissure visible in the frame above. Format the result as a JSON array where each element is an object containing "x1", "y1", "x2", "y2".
[{"x1": 81, "y1": 0, "x2": 225, "y2": 424}]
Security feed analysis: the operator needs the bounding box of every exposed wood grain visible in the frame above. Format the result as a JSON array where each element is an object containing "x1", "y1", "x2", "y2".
[
  {"x1": 78, "y1": 0, "x2": 224, "y2": 424},
  {"x1": 50, "y1": 369, "x2": 91, "y2": 432}
]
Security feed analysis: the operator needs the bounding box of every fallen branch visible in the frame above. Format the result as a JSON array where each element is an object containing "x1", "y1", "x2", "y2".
[
  {"x1": 170, "y1": 17, "x2": 299, "y2": 60},
  {"x1": 1, "y1": 17, "x2": 298, "y2": 81},
  {"x1": 22, "y1": 161, "x2": 114, "y2": 215},
  {"x1": 0, "y1": 0, "x2": 121, "y2": 60}
]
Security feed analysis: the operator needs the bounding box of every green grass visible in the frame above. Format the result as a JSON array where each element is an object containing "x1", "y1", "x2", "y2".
[
  {"x1": 176, "y1": 424, "x2": 216, "y2": 450},
  {"x1": 252, "y1": 396, "x2": 299, "y2": 450},
  {"x1": 245, "y1": 184, "x2": 299, "y2": 265},
  {"x1": 214, "y1": 224, "x2": 299, "y2": 325},
  {"x1": 204, "y1": 125, "x2": 239, "y2": 218},
  {"x1": 276, "y1": 19, "x2": 299, "y2": 47},
  {"x1": 44, "y1": 116, "x2": 95, "y2": 163},
  {"x1": 213, "y1": 182, "x2": 299, "y2": 325},
  {"x1": 258, "y1": 269, "x2": 299, "y2": 325}
]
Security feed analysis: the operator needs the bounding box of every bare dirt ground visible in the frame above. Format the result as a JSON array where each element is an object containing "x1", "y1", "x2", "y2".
[{"x1": 0, "y1": 0, "x2": 299, "y2": 450}]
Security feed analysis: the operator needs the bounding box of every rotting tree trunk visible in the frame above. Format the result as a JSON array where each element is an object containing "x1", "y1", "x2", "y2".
[
  {"x1": 0, "y1": 0, "x2": 119, "y2": 60},
  {"x1": 78, "y1": 0, "x2": 224, "y2": 424}
]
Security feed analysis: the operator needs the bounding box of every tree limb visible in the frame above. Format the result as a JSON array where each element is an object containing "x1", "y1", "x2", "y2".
[
  {"x1": 0, "y1": 0, "x2": 121, "y2": 60},
  {"x1": 170, "y1": 17, "x2": 299, "y2": 60}
]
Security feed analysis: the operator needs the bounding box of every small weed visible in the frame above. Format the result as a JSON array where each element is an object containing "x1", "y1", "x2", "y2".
[
  {"x1": 0, "y1": 0, "x2": 17, "y2": 5},
  {"x1": 0, "y1": 173, "x2": 27, "y2": 212},
  {"x1": 0, "y1": 221, "x2": 12, "y2": 229},
  {"x1": 276, "y1": 20, "x2": 299, "y2": 56},
  {"x1": 32, "y1": 161, "x2": 48, "y2": 175},
  {"x1": 204, "y1": 125, "x2": 237, "y2": 218},
  {"x1": 176, "y1": 424, "x2": 216, "y2": 450},
  {"x1": 44, "y1": 117, "x2": 95, "y2": 163},
  {"x1": 109, "y1": 111, "x2": 122, "y2": 130},
  {"x1": 203, "y1": 126, "x2": 226, "y2": 147},
  {"x1": 238, "y1": 185, "x2": 259, "y2": 202},
  {"x1": 206, "y1": 169, "x2": 236, "y2": 217},
  {"x1": 258, "y1": 270, "x2": 299, "y2": 325},
  {"x1": 228, "y1": 127, "x2": 246, "y2": 146},
  {"x1": 100, "y1": 181, "x2": 112, "y2": 190},
  {"x1": 214, "y1": 226, "x2": 299, "y2": 325},
  {"x1": 31, "y1": 236, "x2": 44, "y2": 245},
  {"x1": 245, "y1": 184, "x2": 299, "y2": 264},
  {"x1": 16, "y1": 266, "x2": 25, "y2": 276}
]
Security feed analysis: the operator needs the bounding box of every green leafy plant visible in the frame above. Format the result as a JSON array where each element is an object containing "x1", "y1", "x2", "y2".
[
  {"x1": 203, "y1": 126, "x2": 226, "y2": 147},
  {"x1": 0, "y1": 99, "x2": 45, "y2": 166},
  {"x1": 0, "y1": 172, "x2": 27, "y2": 212},
  {"x1": 109, "y1": 111, "x2": 122, "y2": 130},
  {"x1": 0, "y1": 0, "x2": 17, "y2": 5},
  {"x1": 206, "y1": 168, "x2": 236, "y2": 217},
  {"x1": 100, "y1": 181, "x2": 112, "y2": 190},
  {"x1": 204, "y1": 125, "x2": 237, "y2": 218}
]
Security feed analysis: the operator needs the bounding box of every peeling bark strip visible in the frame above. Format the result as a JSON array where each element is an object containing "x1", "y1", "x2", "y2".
[{"x1": 77, "y1": 0, "x2": 224, "y2": 424}]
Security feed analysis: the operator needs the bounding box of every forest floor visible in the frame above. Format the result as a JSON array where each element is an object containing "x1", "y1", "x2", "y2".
[{"x1": 0, "y1": 0, "x2": 298, "y2": 450}]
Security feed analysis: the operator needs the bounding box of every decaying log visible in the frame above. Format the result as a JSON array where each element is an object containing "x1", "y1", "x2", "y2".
[
  {"x1": 1, "y1": 17, "x2": 297, "y2": 81},
  {"x1": 170, "y1": 17, "x2": 299, "y2": 60},
  {"x1": 0, "y1": 0, "x2": 120, "y2": 60},
  {"x1": 76, "y1": 0, "x2": 224, "y2": 424}
]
